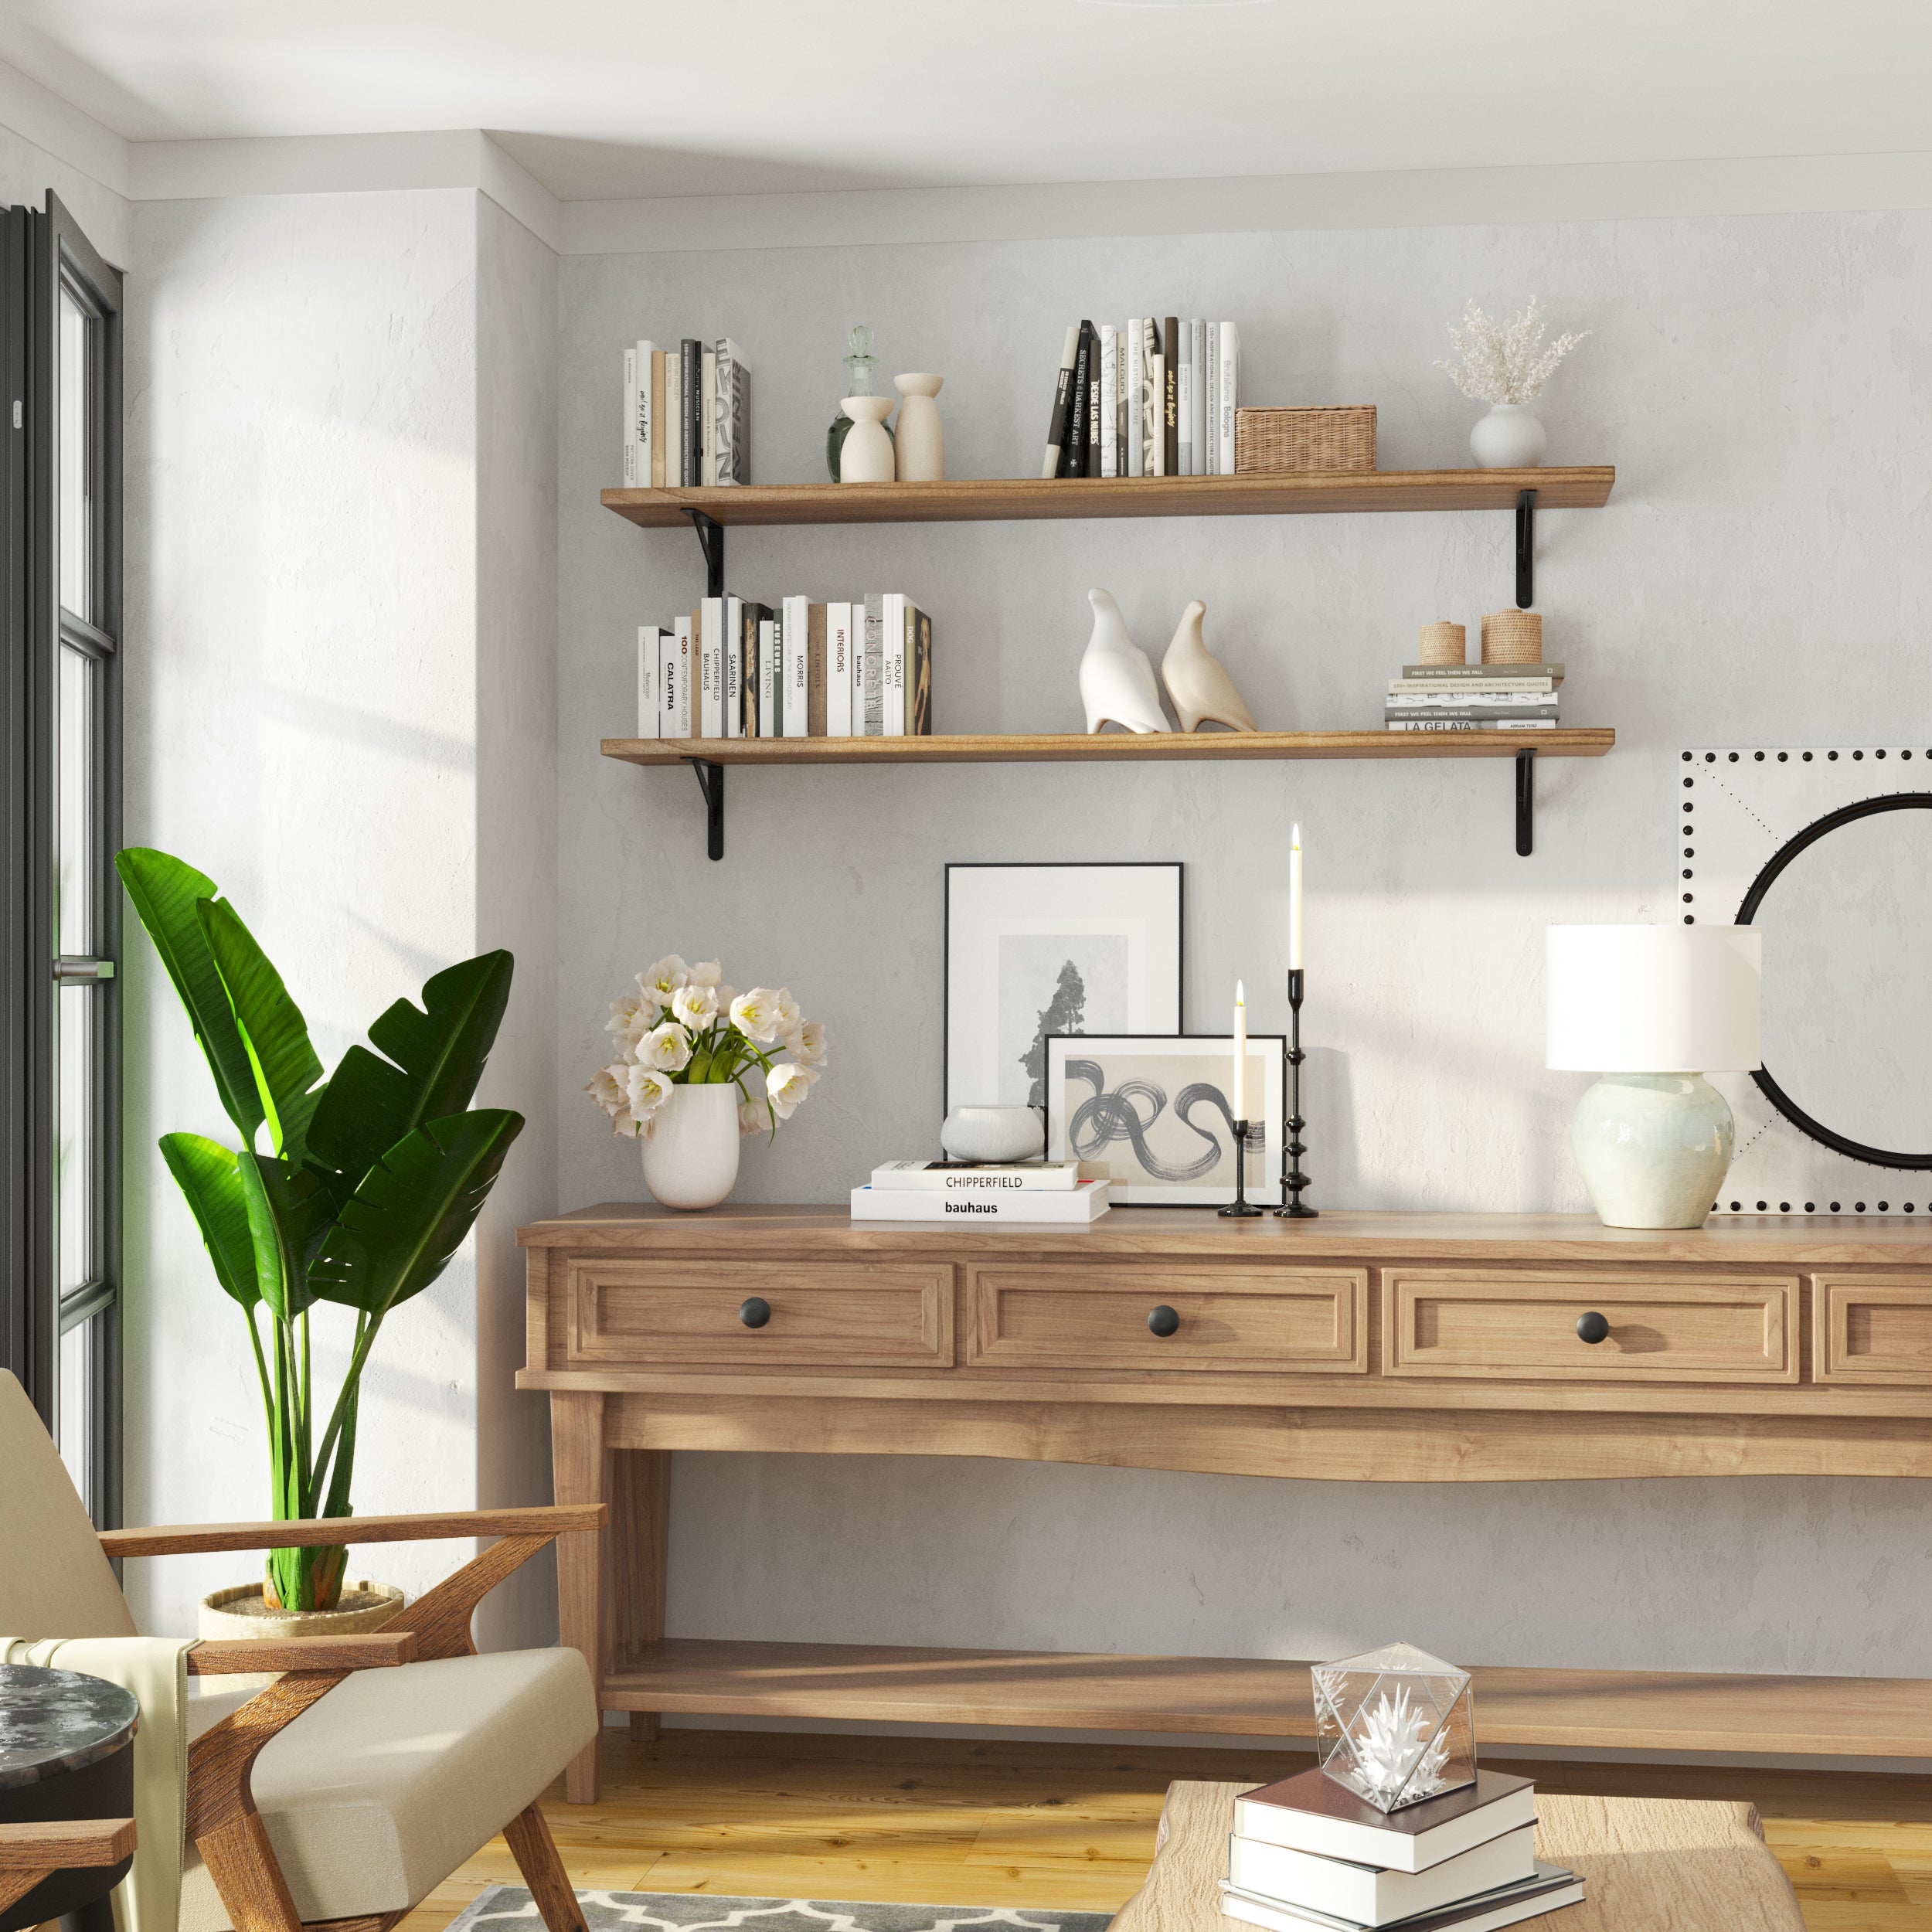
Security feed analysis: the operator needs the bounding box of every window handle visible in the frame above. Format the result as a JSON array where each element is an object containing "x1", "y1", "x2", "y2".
[{"x1": 53, "y1": 957, "x2": 115, "y2": 981}]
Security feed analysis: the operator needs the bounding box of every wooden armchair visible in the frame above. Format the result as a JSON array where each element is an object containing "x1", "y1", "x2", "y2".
[
  {"x1": 0, "y1": 1819, "x2": 138, "y2": 1930},
  {"x1": 2, "y1": 1370, "x2": 604, "y2": 1932}
]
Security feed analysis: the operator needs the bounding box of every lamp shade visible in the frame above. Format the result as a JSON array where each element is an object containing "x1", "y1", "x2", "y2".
[{"x1": 1546, "y1": 925, "x2": 1762, "y2": 1073}]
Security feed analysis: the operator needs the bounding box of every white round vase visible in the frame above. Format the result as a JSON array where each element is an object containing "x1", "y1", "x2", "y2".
[
  {"x1": 1570, "y1": 1073, "x2": 1733, "y2": 1230},
  {"x1": 893, "y1": 374, "x2": 944, "y2": 481},
  {"x1": 838, "y1": 396, "x2": 897, "y2": 483},
  {"x1": 640, "y1": 1083, "x2": 742, "y2": 1210},
  {"x1": 941, "y1": 1106, "x2": 1045, "y2": 1163},
  {"x1": 1469, "y1": 403, "x2": 1546, "y2": 469}
]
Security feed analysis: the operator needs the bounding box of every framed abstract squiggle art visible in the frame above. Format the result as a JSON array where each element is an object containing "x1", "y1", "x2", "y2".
[{"x1": 1044, "y1": 1032, "x2": 1284, "y2": 1206}]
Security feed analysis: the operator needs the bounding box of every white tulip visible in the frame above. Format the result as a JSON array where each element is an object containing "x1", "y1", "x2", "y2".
[
  {"x1": 770, "y1": 987, "x2": 803, "y2": 1036},
  {"x1": 637, "y1": 955, "x2": 689, "y2": 1003},
  {"x1": 606, "y1": 994, "x2": 649, "y2": 1051},
  {"x1": 765, "y1": 1062, "x2": 819, "y2": 1120},
  {"x1": 738, "y1": 1098, "x2": 770, "y2": 1137},
  {"x1": 783, "y1": 1018, "x2": 828, "y2": 1067},
  {"x1": 583, "y1": 1064, "x2": 638, "y2": 1138},
  {"x1": 625, "y1": 1065, "x2": 676, "y2": 1120},
  {"x1": 638, "y1": 1021, "x2": 692, "y2": 1072},
  {"x1": 687, "y1": 958, "x2": 724, "y2": 989},
  {"x1": 729, "y1": 988, "x2": 791, "y2": 1044},
  {"x1": 671, "y1": 982, "x2": 719, "y2": 1030}
]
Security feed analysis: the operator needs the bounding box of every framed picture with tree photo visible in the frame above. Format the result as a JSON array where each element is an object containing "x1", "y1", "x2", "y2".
[{"x1": 943, "y1": 862, "x2": 1184, "y2": 1116}]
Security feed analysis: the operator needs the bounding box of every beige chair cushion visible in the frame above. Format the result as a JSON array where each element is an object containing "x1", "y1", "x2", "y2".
[{"x1": 181, "y1": 1646, "x2": 597, "y2": 1932}]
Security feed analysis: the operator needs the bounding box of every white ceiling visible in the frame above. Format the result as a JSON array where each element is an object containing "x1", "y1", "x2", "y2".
[{"x1": 3, "y1": 0, "x2": 1930, "y2": 202}]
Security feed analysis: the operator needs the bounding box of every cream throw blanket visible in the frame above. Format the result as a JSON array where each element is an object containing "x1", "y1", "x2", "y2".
[{"x1": 2, "y1": 1634, "x2": 199, "y2": 1932}]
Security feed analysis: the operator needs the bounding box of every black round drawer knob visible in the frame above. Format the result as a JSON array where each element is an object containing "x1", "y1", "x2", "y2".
[
  {"x1": 738, "y1": 1297, "x2": 772, "y2": 1329},
  {"x1": 1148, "y1": 1304, "x2": 1181, "y2": 1338},
  {"x1": 1576, "y1": 1311, "x2": 1611, "y2": 1345}
]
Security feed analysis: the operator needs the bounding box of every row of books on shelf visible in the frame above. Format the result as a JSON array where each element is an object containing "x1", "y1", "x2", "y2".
[
  {"x1": 1383, "y1": 662, "x2": 1565, "y2": 733},
  {"x1": 635, "y1": 597, "x2": 932, "y2": 740},
  {"x1": 1042, "y1": 317, "x2": 1239, "y2": 480},
  {"x1": 1224, "y1": 1767, "x2": 1581, "y2": 1932},
  {"x1": 850, "y1": 1160, "x2": 1111, "y2": 1222},
  {"x1": 621, "y1": 337, "x2": 751, "y2": 488}
]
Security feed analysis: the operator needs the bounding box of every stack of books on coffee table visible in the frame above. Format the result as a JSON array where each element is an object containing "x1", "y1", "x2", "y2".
[{"x1": 1220, "y1": 1768, "x2": 1583, "y2": 1932}]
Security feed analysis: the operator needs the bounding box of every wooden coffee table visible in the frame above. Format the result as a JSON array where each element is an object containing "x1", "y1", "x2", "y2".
[{"x1": 1108, "y1": 1781, "x2": 1806, "y2": 1932}]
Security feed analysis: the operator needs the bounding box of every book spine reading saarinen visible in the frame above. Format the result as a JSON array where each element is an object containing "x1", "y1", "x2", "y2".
[
  {"x1": 1043, "y1": 324, "x2": 1080, "y2": 478},
  {"x1": 1061, "y1": 322, "x2": 1095, "y2": 477}
]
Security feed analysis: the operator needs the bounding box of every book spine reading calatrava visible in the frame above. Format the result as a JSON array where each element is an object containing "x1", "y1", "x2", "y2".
[
  {"x1": 1063, "y1": 321, "x2": 1094, "y2": 477},
  {"x1": 1042, "y1": 324, "x2": 1080, "y2": 478},
  {"x1": 1162, "y1": 316, "x2": 1180, "y2": 477}
]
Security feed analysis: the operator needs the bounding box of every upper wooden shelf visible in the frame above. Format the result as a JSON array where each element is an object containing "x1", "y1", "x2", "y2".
[{"x1": 600, "y1": 467, "x2": 1616, "y2": 529}]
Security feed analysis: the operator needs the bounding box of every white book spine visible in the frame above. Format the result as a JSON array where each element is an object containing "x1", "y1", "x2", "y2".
[
  {"x1": 662, "y1": 352, "x2": 682, "y2": 487},
  {"x1": 784, "y1": 594, "x2": 810, "y2": 738},
  {"x1": 1219, "y1": 321, "x2": 1238, "y2": 472},
  {"x1": 664, "y1": 615, "x2": 692, "y2": 736},
  {"x1": 635, "y1": 340, "x2": 655, "y2": 474},
  {"x1": 826, "y1": 602, "x2": 853, "y2": 735},
  {"x1": 637, "y1": 627, "x2": 659, "y2": 737},
  {"x1": 1189, "y1": 318, "x2": 1206, "y2": 473},
  {"x1": 1098, "y1": 326, "x2": 1117, "y2": 478},
  {"x1": 699, "y1": 600, "x2": 723, "y2": 739},
  {"x1": 1205, "y1": 323, "x2": 1219, "y2": 475},
  {"x1": 850, "y1": 1184, "x2": 1109, "y2": 1224},
  {"x1": 1125, "y1": 320, "x2": 1144, "y2": 478},
  {"x1": 1175, "y1": 353, "x2": 1192, "y2": 477},
  {"x1": 862, "y1": 594, "x2": 884, "y2": 735},
  {"x1": 724, "y1": 595, "x2": 743, "y2": 738},
  {"x1": 757, "y1": 617, "x2": 779, "y2": 738},
  {"x1": 882, "y1": 592, "x2": 906, "y2": 736},
  {"x1": 1146, "y1": 352, "x2": 1164, "y2": 475},
  {"x1": 621, "y1": 348, "x2": 641, "y2": 485}
]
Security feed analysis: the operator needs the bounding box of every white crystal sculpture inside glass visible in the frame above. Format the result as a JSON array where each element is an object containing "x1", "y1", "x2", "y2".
[{"x1": 1313, "y1": 1641, "x2": 1478, "y2": 1813}]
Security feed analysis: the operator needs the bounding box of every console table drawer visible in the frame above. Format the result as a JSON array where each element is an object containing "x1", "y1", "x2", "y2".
[
  {"x1": 566, "y1": 1259, "x2": 953, "y2": 1368},
  {"x1": 1383, "y1": 1270, "x2": 1798, "y2": 1383},
  {"x1": 1815, "y1": 1275, "x2": 1932, "y2": 1384},
  {"x1": 964, "y1": 1265, "x2": 1367, "y2": 1372}
]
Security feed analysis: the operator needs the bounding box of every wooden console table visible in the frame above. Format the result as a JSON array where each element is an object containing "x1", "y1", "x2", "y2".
[{"x1": 517, "y1": 1204, "x2": 1932, "y2": 1802}]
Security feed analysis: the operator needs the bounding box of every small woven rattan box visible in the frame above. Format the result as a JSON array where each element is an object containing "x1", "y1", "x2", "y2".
[{"x1": 1234, "y1": 405, "x2": 1376, "y2": 474}]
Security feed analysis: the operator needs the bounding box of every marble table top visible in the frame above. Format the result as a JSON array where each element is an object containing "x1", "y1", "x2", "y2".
[{"x1": 0, "y1": 1665, "x2": 139, "y2": 1789}]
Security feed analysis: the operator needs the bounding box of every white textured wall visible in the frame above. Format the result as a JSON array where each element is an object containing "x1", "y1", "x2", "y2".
[
  {"x1": 0, "y1": 121, "x2": 129, "y2": 265},
  {"x1": 557, "y1": 210, "x2": 1932, "y2": 1684}
]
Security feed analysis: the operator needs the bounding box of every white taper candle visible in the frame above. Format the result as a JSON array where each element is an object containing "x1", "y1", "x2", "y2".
[
  {"x1": 1289, "y1": 822, "x2": 1304, "y2": 971},
  {"x1": 1232, "y1": 979, "x2": 1247, "y2": 1120}
]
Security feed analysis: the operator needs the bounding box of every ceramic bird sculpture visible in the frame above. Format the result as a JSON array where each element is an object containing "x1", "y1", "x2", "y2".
[
  {"x1": 1161, "y1": 599, "x2": 1257, "y2": 733},
  {"x1": 1080, "y1": 587, "x2": 1170, "y2": 734}
]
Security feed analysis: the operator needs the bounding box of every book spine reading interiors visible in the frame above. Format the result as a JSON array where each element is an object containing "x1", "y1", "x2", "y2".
[
  {"x1": 1042, "y1": 325, "x2": 1080, "y2": 478},
  {"x1": 827, "y1": 602, "x2": 853, "y2": 734}
]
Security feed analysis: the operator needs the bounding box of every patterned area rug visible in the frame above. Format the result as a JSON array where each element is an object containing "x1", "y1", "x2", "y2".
[{"x1": 447, "y1": 1888, "x2": 1114, "y2": 1932}]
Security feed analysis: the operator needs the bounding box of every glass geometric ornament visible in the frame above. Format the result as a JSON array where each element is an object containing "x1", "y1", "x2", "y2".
[{"x1": 1313, "y1": 1641, "x2": 1478, "y2": 1813}]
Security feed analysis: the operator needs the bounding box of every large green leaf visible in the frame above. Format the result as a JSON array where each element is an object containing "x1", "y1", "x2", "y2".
[
  {"x1": 308, "y1": 1108, "x2": 523, "y2": 1318},
  {"x1": 116, "y1": 849, "x2": 264, "y2": 1147},
  {"x1": 307, "y1": 951, "x2": 513, "y2": 1199},
  {"x1": 158, "y1": 1132, "x2": 260, "y2": 1310},
  {"x1": 235, "y1": 1152, "x2": 332, "y2": 1322},
  {"x1": 199, "y1": 897, "x2": 325, "y2": 1163}
]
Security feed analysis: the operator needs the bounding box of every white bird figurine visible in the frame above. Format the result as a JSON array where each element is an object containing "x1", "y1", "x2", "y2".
[
  {"x1": 1080, "y1": 587, "x2": 1170, "y2": 734},
  {"x1": 1162, "y1": 598, "x2": 1257, "y2": 733}
]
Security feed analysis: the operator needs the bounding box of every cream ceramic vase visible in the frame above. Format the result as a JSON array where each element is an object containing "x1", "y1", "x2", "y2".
[
  {"x1": 892, "y1": 374, "x2": 944, "y2": 481},
  {"x1": 1570, "y1": 1072, "x2": 1734, "y2": 1230},
  {"x1": 1161, "y1": 599, "x2": 1257, "y2": 733},
  {"x1": 640, "y1": 1083, "x2": 742, "y2": 1209},
  {"x1": 1079, "y1": 587, "x2": 1169, "y2": 734},
  {"x1": 1469, "y1": 403, "x2": 1546, "y2": 468},
  {"x1": 838, "y1": 396, "x2": 896, "y2": 483}
]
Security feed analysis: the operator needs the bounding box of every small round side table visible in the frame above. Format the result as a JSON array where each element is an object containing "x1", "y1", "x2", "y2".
[{"x1": 0, "y1": 1664, "x2": 139, "y2": 1932}]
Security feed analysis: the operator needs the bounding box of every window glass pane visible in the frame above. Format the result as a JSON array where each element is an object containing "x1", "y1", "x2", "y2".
[
  {"x1": 58, "y1": 984, "x2": 92, "y2": 1295},
  {"x1": 59, "y1": 1312, "x2": 94, "y2": 1506},
  {"x1": 59, "y1": 286, "x2": 91, "y2": 623},
  {"x1": 58, "y1": 643, "x2": 91, "y2": 956}
]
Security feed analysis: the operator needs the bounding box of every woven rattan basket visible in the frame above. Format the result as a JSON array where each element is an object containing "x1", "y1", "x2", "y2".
[
  {"x1": 1234, "y1": 406, "x2": 1376, "y2": 474},
  {"x1": 1481, "y1": 609, "x2": 1543, "y2": 664}
]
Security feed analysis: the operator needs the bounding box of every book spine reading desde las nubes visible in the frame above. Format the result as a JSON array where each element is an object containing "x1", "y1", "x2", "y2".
[
  {"x1": 1098, "y1": 325, "x2": 1118, "y2": 478},
  {"x1": 862, "y1": 594, "x2": 886, "y2": 735},
  {"x1": 1043, "y1": 324, "x2": 1079, "y2": 479},
  {"x1": 827, "y1": 601, "x2": 853, "y2": 735},
  {"x1": 679, "y1": 340, "x2": 701, "y2": 485},
  {"x1": 1061, "y1": 322, "x2": 1094, "y2": 477},
  {"x1": 1162, "y1": 316, "x2": 1180, "y2": 477},
  {"x1": 1087, "y1": 324, "x2": 1103, "y2": 476},
  {"x1": 910, "y1": 604, "x2": 933, "y2": 736}
]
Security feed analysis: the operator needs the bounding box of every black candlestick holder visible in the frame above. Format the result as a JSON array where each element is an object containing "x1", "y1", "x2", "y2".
[
  {"x1": 1276, "y1": 968, "x2": 1318, "y2": 1217},
  {"x1": 1219, "y1": 1117, "x2": 1262, "y2": 1217}
]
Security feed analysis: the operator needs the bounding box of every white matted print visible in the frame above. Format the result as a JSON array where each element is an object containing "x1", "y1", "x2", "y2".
[
  {"x1": 1046, "y1": 1033, "x2": 1284, "y2": 1206},
  {"x1": 944, "y1": 863, "x2": 1182, "y2": 1113}
]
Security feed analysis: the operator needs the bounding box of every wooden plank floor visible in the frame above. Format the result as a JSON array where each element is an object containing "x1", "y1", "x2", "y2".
[{"x1": 396, "y1": 1727, "x2": 1932, "y2": 1932}]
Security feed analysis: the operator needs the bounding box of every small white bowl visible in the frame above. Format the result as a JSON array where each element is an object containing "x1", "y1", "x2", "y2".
[{"x1": 941, "y1": 1106, "x2": 1046, "y2": 1164}]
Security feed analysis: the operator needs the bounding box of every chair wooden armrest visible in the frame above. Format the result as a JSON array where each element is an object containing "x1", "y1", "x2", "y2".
[
  {"x1": 100, "y1": 1504, "x2": 602, "y2": 1559},
  {"x1": 187, "y1": 1633, "x2": 416, "y2": 1675},
  {"x1": 0, "y1": 1818, "x2": 136, "y2": 1917}
]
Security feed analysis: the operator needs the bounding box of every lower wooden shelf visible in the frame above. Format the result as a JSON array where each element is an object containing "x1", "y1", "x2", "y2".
[{"x1": 604, "y1": 1638, "x2": 1932, "y2": 1760}]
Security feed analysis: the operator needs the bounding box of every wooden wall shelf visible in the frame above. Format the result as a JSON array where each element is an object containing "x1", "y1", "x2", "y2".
[{"x1": 600, "y1": 468, "x2": 1615, "y2": 529}]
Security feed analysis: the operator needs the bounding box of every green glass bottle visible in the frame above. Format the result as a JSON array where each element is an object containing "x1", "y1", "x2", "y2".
[{"x1": 826, "y1": 324, "x2": 895, "y2": 481}]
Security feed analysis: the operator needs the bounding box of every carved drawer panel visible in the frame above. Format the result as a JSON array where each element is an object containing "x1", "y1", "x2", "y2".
[
  {"x1": 1383, "y1": 1270, "x2": 1799, "y2": 1383},
  {"x1": 566, "y1": 1258, "x2": 953, "y2": 1368},
  {"x1": 964, "y1": 1265, "x2": 1367, "y2": 1372},
  {"x1": 1814, "y1": 1275, "x2": 1932, "y2": 1384}
]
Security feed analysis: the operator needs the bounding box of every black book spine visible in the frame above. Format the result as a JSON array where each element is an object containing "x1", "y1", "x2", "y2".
[
  {"x1": 680, "y1": 338, "x2": 702, "y2": 485},
  {"x1": 1062, "y1": 321, "x2": 1094, "y2": 478},
  {"x1": 1086, "y1": 342, "x2": 1101, "y2": 478},
  {"x1": 1162, "y1": 316, "x2": 1180, "y2": 478}
]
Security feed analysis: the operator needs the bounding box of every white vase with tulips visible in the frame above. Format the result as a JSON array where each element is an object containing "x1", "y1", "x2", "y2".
[{"x1": 586, "y1": 954, "x2": 826, "y2": 1210}]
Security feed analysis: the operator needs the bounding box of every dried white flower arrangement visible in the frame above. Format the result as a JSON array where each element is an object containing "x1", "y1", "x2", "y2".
[{"x1": 1437, "y1": 298, "x2": 1589, "y2": 406}]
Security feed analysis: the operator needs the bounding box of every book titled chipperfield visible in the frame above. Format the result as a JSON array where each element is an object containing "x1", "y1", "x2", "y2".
[{"x1": 850, "y1": 1180, "x2": 1110, "y2": 1223}]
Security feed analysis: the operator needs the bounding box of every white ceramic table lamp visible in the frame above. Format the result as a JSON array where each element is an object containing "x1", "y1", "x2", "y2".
[{"x1": 1546, "y1": 925, "x2": 1762, "y2": 1229}]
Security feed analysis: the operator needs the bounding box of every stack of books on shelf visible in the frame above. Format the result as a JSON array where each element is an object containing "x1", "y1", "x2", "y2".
[
  {"x1": 1042, "y1": 317, "x2": 1239, "y2": 480},
  {"x1": 621, "y1": 337, "x2": 750, "y2": 487},
  {"x1": 636, "y1": 595, "x2": 933, "y2": 741},
  {"x1": 1383, "y1": 663, "x2": 1563, "y2": 733},
  {"x1": 1223, "y1": 1769, "x2": 1582, "y2": 1932},
  {"x1": 850, "y1": 1159, "x2": 1111, "y2": 1223}
]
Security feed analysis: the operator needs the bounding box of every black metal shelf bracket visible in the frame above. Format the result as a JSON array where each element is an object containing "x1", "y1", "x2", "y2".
[
  {"x1": 1515, "y1": 488, "x2": 1536, "y2": 608},
  {"x1": 1515, "y1": 747, "x2": 1536, "y2": 857},
  {"x1": 688, "y1": 757, "x2": 724, "y2": 860},
  {"x1": 684, "y1": 508, "x2": 725, "y2": 598}
]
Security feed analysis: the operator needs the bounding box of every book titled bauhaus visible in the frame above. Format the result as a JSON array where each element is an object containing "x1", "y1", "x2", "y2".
[{"x1": 849, "y1": 1180, "x2": 1111, "y2": 1223}]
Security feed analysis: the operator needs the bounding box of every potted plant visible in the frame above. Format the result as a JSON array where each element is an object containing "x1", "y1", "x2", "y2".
[{"x1": 119, "y1": 847, "x2": 524, "y2": 1628}]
